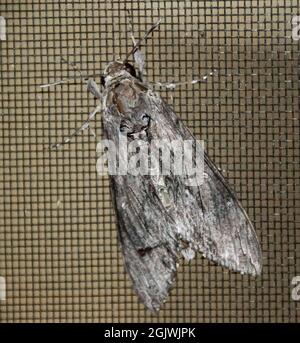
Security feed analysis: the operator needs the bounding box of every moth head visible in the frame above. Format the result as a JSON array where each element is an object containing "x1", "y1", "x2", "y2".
[{"x1": 101, "y1": 61, "x2": 137, "y2": 86}]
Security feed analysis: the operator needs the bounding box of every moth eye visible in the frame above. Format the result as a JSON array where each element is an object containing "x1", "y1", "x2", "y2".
[
  {"x1": 124, "y1": 62, "x2": 136, "y2": 78},
  {"x1": 141, "y1": 114, "x2": 150, "y2": 125},
  {"x1": 100, "y1": 75, "x2": 105, "y2": 86}
]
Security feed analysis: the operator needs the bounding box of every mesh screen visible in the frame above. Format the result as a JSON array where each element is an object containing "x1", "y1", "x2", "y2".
[{"x1": 0, "y1": 0, "x2": 299, "y2": 323}]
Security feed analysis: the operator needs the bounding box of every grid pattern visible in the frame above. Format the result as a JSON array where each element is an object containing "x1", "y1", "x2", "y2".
[{"x1": 0, "y1": 0, "x2": 299, "y2": 322}]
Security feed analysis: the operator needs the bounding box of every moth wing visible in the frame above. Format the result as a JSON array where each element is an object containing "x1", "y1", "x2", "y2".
[
  {"x1": 110, "y1": 175, "x2": 179, "y2": 312},
  {"x1": 177, "y1": 152, "x2": 262, "y2": 275},
  {"x1": 101, "y1": 83, "x2": 262, "y2": 312},
  {"x1": 102, "y1": 104, "x2": 180, "y2": 312},
  {"x1": 146, "y1": 90, "x2": 262, "y2": 276}
]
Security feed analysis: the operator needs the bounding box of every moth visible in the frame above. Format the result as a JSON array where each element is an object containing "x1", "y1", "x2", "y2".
[{"x1": 42, "y1": 19, "x2": 262, "y2": 312}]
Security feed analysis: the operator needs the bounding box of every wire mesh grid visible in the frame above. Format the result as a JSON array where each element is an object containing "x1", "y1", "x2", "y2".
[{"x1": 0, "y1": 0, "x2": 299, "y2": 322}]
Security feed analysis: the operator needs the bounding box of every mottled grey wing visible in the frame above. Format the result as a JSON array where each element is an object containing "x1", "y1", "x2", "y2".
[
  {"x1": 179, "y1": 151, "x2": 262, "y2": 275},
  {"x1": 110, "y1": 174, "x2": 179, "y2": 312},
  {"x1": 102, "y1": 85, "x2": 262, "y2": 311},
  {"x1": 102, "y1": 100, "x2": 180, "y2": 312},
  {"x1": 144, "y1": 89, "x2": 262, "y2": 276}
]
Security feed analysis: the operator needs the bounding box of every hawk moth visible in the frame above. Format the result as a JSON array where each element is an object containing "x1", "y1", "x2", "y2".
[{"x1": 42, "y1": 19, "x2": 262, "y2": 312}]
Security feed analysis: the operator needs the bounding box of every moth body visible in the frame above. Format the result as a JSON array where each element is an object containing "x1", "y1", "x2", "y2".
[{"x1": 98, "y1": 60, "x2": 262, "y2": 312}]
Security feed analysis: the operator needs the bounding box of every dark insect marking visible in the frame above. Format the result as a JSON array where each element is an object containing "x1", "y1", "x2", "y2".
[
  {"x1": 100, "y1": 74, "x2": 105, "y2": 87},
  {"x1": 141, "y1": 113, "x2": 150, "y2": 126},
  {"x1": 180, "y1": 239, "x2": 190, "y2": 249},
  {"x1": 137, "y1": 247, "x2": 153, "y2": 257},
  {"x1": 119, "y1": 121, "x2": 134, "y2": 137},
  {"x1": 124, "y1": 62, "x2": 137, "y2": 78},
  {"x1": 119, "y1": 123, "x2": 130, "y2": 133}
]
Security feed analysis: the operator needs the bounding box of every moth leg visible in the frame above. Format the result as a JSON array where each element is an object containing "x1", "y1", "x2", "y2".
[
  {"x1": 41, "y1": 57, "x2": 103, "y2": 100},
  {"x1": 61, "y1": 56, "x2": 87, "y2": 79},
  {"x1": 61, "y1": 57, "x2": 103, "y2": 99},
  {"x1": 150, "y1": 69, "x2": 218, "y2": 90},
  {"x1": 41, "y1": 57, "x2": 88, "y2": 89},
  {"x1": 50, "y1": 104, "x2": 102, "y2": 149},
  {"x1": 40, "y1": 75, "x2": 84, "y2": 88},
  {"x1": 86, "y1": 78, "x2": 102, "y2": 100}
]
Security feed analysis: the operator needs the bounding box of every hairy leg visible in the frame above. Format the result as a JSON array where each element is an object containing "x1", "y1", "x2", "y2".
[
  {"x1": 50, "y1": 104, "x2": 102, "y2": 149},
  {"x1": 150, "y1": 69, "x2": 217, "y2": 90}
]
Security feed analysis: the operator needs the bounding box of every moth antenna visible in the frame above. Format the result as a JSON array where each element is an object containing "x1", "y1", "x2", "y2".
[
  {"x1": 126, "y1": 10, "x2": 141, "y2": 48},
  {"x1": 125, "y1": 9, "x2": 146, "y2": 80},
  {"x1": 126, "y1": 9, "x2": 136, "y2": 45},
  {"x1": 124, "y1": 17, "x2": 162, "y2": 62}
]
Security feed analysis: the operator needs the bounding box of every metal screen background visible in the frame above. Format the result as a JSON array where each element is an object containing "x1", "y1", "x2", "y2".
[{"x1": 0, "y1": 0, "x2": 299, "y2": 323}]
